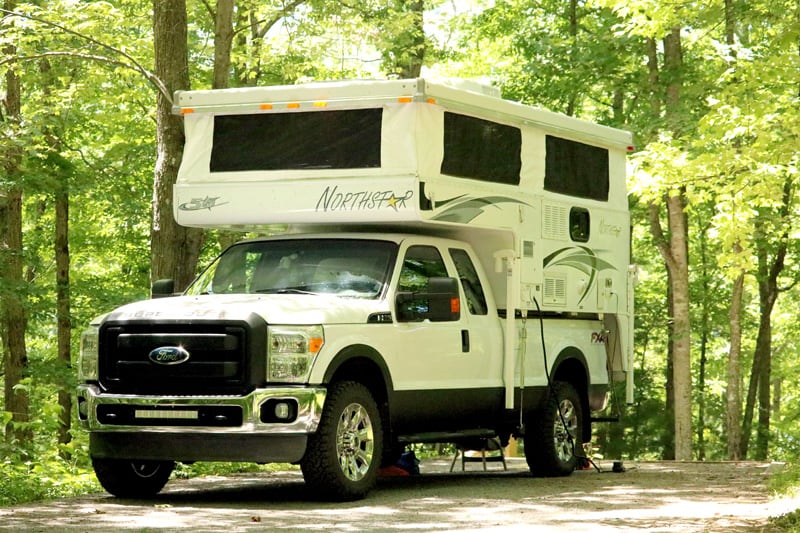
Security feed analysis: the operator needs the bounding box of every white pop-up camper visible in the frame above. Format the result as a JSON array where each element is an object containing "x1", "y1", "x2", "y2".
[{"x1": 78, "y1": 78, "x2": 635, "y2": 501}]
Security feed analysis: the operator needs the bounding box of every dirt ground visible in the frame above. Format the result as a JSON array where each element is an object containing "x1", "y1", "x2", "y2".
[{"x1": 0, "y1": 458, "x2": 796, "y2": 532}]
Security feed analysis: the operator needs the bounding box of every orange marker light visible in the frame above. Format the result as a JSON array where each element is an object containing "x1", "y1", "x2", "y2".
[
  {"x1": 397, "y1": 97, "x2": 412, "y2": 103},
  {"x1": 309, "y1": 337, "x2": 324, "y2": 354},
  {"x1": 287, "y1": 102, "x2": 301, "y2": 109},
  {"x1": 313, "y1": 101, "x2": 328, "y2": 108},
  {"x1": 259, "y1": 103, "x2": 273, "y2": 110},
  {"x1": 181, "y1": 108, "x2": 195, "y2": 114},
  {"x1": 427, "y1": 98, "x2": 437, "y2": 104},
  {"x1": 451, "y1": 297, "x2": 460, "y2": 314}
]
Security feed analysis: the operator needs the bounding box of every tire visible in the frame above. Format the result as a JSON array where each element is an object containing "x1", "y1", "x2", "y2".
[
  {"x1": 524, "y1": 381, "x2": 583, "y2": 477},
  {"x1": 301, "y1": 381, "x2": 383, "y2": 501},
  {"x1": 92, "y1": 458, "x2": 174, "y2": 498}
]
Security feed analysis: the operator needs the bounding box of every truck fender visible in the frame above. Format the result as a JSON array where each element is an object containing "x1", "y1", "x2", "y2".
[
  {"x1": 550, "y1": 348, "x2": 594, "y2": 440},
  {"x1": 321, "y1": 344, "x2": 394, "y2": 404}
]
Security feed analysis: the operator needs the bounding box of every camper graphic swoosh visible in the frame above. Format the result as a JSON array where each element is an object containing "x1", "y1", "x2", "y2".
[
  {"x1": 543, "y1": 246, "x2": 616, "y2": 305},
  {"x1": 179, "y1": 196, "x2": 229, "y2": 211},
  {"x1": 431, "y1": 195, "x2": 531, "y2": 224}
]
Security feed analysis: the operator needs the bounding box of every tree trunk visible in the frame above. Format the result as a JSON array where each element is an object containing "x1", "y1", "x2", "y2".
[
  {"x1": 388, "y1": 0, "x2": 426, "y2": 78},
  {"x1": 723, "y1": 0, "x2": 743, "y2": 462},
  {"x1": 661, "y1": 27, "x2": 692, "y2": 461},
  {"x1": 151, "y1": 0, "x2": 204, "y2": 290},
  {"x1": 55, "y1": 184, "x2": 71, "y2": 450},
  {"x1": 726, "y1": 244, "x2": 744, "y2": 460},
  {"x1": 740, "y1": 180, "x2": 790, "y2": 458},
  {"x1": 666, "y1": 193, "x2": 692, "y2": 461},
  {"x1": 213, "y1": 0, "x2": 234, "y2": 90},
  {"x1": 662, "y1": 270, "x2": 675, "y2": 460},
  {"x1": 1, "y1": 0, "x2": 32, "y2": 448},
  {"x1": 696, "y1": 224, "x2": 711, "y2": 461}
]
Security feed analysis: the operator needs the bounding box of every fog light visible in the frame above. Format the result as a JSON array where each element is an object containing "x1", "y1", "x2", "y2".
[
  {"x1": 260, "y1": 399, "x2": 298, "y2": 423},
  {"x1": 77, "y1": 397, "x2": 88, "y2": 420},
  {"x1": 274, "y1": 402, "x2": 291, "y2": 420}
]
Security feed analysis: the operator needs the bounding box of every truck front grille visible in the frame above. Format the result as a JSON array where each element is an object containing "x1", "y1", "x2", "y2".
[{"x1": 98, "y1": 316, "x2": 267, "y2": 395}]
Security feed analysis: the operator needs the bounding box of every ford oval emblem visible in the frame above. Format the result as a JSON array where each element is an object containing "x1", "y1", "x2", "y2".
[{"x1": 148, "y1": 346, "x2": 191, "y2": 365}]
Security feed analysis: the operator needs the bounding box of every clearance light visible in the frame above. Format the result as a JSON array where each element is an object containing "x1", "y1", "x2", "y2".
[
  {"x1": 427, "y1": 98, "x2": 437, "y2": 104},
  {"x1": 286, "y1": 102, "x2": 301, "y2": 109},
  {"x1": 397, "y1": 97, "x2": 412, "y2": 103},
  {"x1": 181, "y1": 108, "x2": 195, "y2": 114},
  {"x1": 313, "y1": 101, "x2": 328, "y2": 108},
  {"x1": 627, "y1": 145, "x2": 635, "y2": 152},
  {"x1": 259, "y1": 103, "x2": 273, "y2": 110}
]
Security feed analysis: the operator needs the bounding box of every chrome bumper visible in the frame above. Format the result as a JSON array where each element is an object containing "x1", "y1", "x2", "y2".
[{"x1": 76, "y1": 383, "x2": 325, "y2": 435}]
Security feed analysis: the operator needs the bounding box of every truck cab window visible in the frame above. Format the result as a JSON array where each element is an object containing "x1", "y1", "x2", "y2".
[
  {"x1": 449, "y1": 248, "x2": 488, "y2": 315},
  {"x1": 398, "y1": 245, "x2": 448, "y2": 292}
]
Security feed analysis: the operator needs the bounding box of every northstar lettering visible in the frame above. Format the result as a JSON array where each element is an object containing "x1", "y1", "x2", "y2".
[{"x1": 316, "y1": 186, "x2": 414, "y2": 212}]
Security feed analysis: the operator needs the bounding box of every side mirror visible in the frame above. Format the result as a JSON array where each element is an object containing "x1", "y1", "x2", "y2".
[
  {"x1": 151, "y1": 279, "x2": 176, "y2": 299},
  {"x1": 395, "y1": 277, "x2": 461, "y2": 322}
]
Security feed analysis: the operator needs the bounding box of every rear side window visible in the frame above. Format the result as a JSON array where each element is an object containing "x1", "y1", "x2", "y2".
[
  {"x1": 449, "y1": 248, "x2": 488, "y2": 315},
  {"x1": 545, "y1": 135, "x2": 609, "y2": 201},
  {"x1": 441, "y1": 112, "x2": 521, "y2": 185},
  {"x1": 210, "y1": 109, "x2": 382, "y2": 172}
]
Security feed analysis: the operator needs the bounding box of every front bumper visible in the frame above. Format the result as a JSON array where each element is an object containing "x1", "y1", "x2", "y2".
[{"x1": 77, "y1": 383, "x2": 325, "y2": 463}]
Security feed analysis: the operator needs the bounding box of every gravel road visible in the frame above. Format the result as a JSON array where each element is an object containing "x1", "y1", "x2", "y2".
[{"x1": 0, "y1": 458, "x2": 795, "y2": 532}]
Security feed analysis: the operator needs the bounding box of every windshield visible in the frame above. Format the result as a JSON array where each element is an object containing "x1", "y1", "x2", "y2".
[{"x1": 186, "y1": 239, "x2": 396, "y2": 299}]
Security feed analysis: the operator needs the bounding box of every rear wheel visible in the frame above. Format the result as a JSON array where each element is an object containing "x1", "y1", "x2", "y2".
[
  {"x1": 524, "y1": 381, "x2": 583, "y2": 477},
  {"x1": 301, "y1": 381, "x2": 383, "y2": 501},
  {"x1": 92, "y1": 458, "x2": 174, "y2": 498}
]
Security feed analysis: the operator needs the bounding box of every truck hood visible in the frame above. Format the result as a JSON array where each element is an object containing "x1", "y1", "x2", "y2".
[{"x1": 103, "y1": 293, "x2": 389, "y2": 325}]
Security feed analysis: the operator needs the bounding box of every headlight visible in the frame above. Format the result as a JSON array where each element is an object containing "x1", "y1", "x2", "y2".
[
  {"x1": 78, "y1": 324, "x2": 100, "y2": 381},
  {"x1": 267, "y1": 325, "x2": 324, "y2": 383}
]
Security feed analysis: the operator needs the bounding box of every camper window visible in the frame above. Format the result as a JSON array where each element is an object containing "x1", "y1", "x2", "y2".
[
  {"x1": 441, "y1": 112, "x2": 521, "y2": 185},
  {"x1": 210, "y1": 109, "x2": 382, "y2": 172},
  {"x1": 544, "y1": 135, "x2": 609, "y2": 201}
]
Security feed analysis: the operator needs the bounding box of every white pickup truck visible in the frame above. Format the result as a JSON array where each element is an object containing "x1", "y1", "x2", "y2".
[{"x1": 77, "y1": 78, "x2": 635, "y2": 500}]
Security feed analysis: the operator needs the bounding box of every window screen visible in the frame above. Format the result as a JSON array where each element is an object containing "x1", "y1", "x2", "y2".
[
  {"x1": 441, "y1": 112, "x2": 521, "y2": 185},
  {"x1": 210, "y1": 109, "x2": 382, "y2": 172},
  {"x1": 544, "y1": 135, "x2": 609, "y2": 201}
]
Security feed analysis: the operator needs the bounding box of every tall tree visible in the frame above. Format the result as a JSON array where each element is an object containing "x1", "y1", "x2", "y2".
[
  {"x1": 647, "y1": 27, "x2": 692, "y2": 461},
  {"x1": 151, "y1": 0, "x2": 203, "y2": 290},
  {"x1": 741, "y1": 185, "x2": 791, "y2": 459},
  {"x1": 721, "y1": 0, "x2": 743, "y2": 460},
  {"x1": 0, "y1": 0, "x2": 32, "y2": 447}
]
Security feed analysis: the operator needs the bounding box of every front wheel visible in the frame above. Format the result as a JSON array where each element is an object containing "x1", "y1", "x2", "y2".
[
  {"x1": 301, "y1": 381, "x2": 383, "y2": 501},
  {"x1": 524, "y1": 381, "x2": 583, "y2": 477},
  {"x1": 92, "y1": 458, "x2": 175, "y2": 498}
]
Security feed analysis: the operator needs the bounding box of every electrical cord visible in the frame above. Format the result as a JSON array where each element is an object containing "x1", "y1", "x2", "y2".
[{"x1": 531, "y1": 296, "x2": 602, "y2": 473}]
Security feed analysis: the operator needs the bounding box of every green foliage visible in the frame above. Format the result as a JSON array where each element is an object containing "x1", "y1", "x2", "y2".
[
  {"x1": 0, "y1": 438, "x2": 100, "y2": 506},
  {"x1": 0, "y1": 460, "x2": 99, "y2": 506},
  {"x1": 173, "y1": 461, "x2": 298, "y2": 479}
]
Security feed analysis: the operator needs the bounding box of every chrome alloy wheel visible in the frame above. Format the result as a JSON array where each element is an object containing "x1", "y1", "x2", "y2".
[
  {"x1": 553, "y1": 397, "x2": 578, "y2": 463},
  {"x1": 336, "y1": 402, "x2": 375, "y2": 481}
]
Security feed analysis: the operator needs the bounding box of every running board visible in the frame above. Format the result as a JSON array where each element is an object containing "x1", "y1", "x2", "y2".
[{"x1": 397, "y1": 429, "x2": 496, "y2": 444}]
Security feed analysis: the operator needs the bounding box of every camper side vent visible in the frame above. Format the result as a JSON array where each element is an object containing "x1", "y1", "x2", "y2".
[
  {"x1": 543, "y1": 276, "x2": 567, "y2": 306},
  {"x1": 543, "y1": 204, "x2": 568, "y2": 240}
]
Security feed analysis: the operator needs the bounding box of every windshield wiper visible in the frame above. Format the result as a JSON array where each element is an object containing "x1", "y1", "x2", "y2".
[{"x1": 255, "y1": 287, "x2": 316, "y2": 295}]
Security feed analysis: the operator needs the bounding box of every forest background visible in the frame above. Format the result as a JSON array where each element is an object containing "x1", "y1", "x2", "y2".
[{"x1": 0, "y1": 0, "x2": 798, "y2": 505}]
